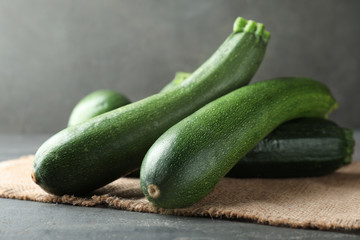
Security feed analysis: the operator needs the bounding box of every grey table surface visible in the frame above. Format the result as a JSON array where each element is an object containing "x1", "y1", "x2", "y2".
[{"x1": 0, "y1": 133, "x2": 360, "y2": 240}]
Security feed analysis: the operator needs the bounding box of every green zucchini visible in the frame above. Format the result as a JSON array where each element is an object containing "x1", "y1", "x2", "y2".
[
  {"x1": 140, "y1": 77, "x2": 338, "y2": 209},
  {"x1": 68, "y1": 90, "x2": 131, "y2": 127},
  {"x1": 32, "y1": 17, "x2": 270, "y2": 195},
  {"x1": 160, "y1": 73, "x2": 354, "y2": 178},
  {"x1": 227, "y1": 118, "x2": 354, "y2": 178}
]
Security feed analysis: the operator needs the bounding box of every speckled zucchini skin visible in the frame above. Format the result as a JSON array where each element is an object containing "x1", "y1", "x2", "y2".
[
  {"x1": 140, "y1": 77, "x2": 338, "y2": 209},
  {"x1": 227, "y1": 118, "x2": 354, "y2": 178},
  {"x1": 33, "y1": 17, "x2": 270, "y2": 195}
]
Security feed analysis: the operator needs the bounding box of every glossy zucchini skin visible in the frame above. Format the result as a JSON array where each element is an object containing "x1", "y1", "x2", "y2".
[
  {"x1": 227, "y1": 118, "x2": 354, "y2": 178},
  {"x1": 68, "y1": 90, "x2": 131, "y2": 127},
  {"x1": 140, "y1": 77, "x2": 338, "y2": 209},
  {"x1": 33, "y1": 17, "x2": 270, "y2": 195}
]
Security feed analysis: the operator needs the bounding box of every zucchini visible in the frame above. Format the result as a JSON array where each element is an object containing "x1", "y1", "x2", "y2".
[
  {"x1": 68, "y1": 90, "x2": 131, "y2": 127},
  {"x1": 32, "y1": 17, "x2": 270, "y2": 195},
  {"x1": 140, "y1": 77, "x2": 338, "y2": 209},
  {"x1": 160, "y1": 73, "x2": 355, "y2": 178},
  {"x1": 227, "y1": 118, "x2": 354, "y2": 178}
]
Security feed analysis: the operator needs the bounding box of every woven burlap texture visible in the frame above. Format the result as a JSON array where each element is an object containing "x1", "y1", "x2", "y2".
[{"x1": 1, "y1": 155, "x2": 360, "y2": 230}]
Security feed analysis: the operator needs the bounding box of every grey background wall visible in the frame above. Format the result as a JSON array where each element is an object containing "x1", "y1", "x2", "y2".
[{"x1": 0, "y1": 0, "x2": 359, "y2": 134}]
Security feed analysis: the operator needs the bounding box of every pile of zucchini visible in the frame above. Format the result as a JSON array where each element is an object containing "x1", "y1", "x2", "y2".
[{"x1": 32, "y1": 17, "x2": 354, "y2": 209}]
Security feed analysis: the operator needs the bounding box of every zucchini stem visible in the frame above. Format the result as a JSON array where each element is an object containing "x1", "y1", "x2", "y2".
[{"x1": 233, "y1": 17, "x2": 270, "y2": 43}]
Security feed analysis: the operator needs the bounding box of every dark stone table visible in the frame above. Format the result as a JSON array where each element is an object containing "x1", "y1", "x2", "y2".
[{"x1": 1, "y1": 133, "x2": 359, "y2": 240}]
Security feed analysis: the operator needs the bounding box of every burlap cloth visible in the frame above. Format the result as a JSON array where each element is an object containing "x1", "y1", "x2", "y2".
[{"x1": 1, "y1": 155, "x2": 360, "y2": 231}]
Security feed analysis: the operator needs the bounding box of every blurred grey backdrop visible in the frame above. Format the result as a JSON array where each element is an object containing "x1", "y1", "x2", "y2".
[{"x1": 0, "y1": 0, "x2": 359, "y2": 134}]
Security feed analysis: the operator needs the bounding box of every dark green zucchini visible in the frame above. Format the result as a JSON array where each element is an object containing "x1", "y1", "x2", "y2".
[
  {"x1": 227, "y1": 118, "x2": 354, "y2": 178},
  {"x1": 32, "y1": 17, "x2": 270, "y2": 195},
  {"x1": 140, "y1": 77, "x2": 338, "y2": 209}
]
